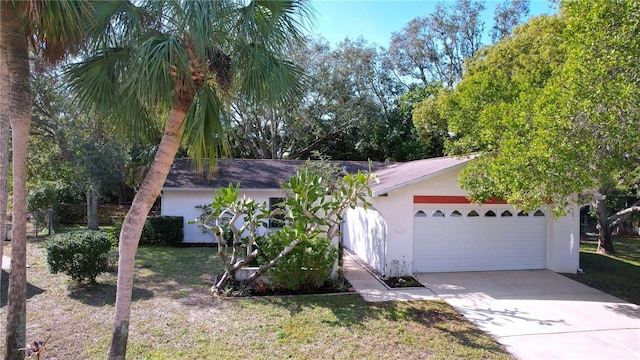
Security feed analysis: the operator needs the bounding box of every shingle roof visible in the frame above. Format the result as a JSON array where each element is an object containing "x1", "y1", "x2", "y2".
[
  {"x1": 163, "y1": 156, "x2": 473, "y2": 193},
  {"x1": 369, "y1": 156, "x2": 473, "y2": 196},
  {"x1": 163, "y1": 158, "x2": 388, "y2": 190}
]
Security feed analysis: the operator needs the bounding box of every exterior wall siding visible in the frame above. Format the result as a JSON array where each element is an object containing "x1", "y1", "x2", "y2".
[{"x1": 161, "y1": 188, "x2": 286, "y2": 243}]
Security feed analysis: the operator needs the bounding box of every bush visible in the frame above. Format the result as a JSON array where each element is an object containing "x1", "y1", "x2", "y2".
[
  {"x1": 147, "y1": 216, "x2": 183, "y2": 246},
  {"x1": 260, "y1": 229, "x2": 338, "y2": 291},
  {"x1": 110, "y1": 216, "x2": 183, "y2": 246},
  {"x1": 46, "y1": 230, "x2": 112, "y2": 284}
]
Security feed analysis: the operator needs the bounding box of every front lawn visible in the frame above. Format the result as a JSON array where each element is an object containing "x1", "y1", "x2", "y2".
[
  {"x1": 563, "y1": 236, "x2": 640, "y2": 305},
  {"x1": 0, "y1": 237, "x2": 514, "y2": 359}
]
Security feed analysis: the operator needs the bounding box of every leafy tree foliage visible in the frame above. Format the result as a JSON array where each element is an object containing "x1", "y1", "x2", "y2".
[
  {"x1": 28, "y1": 64, "x2": 148, "y2": 227},
  {"x1": 440, "y1": 0, "x2": 640, "y2": 254},
  {"x1": 230, "y1": 37, "x2": 433, "y2": 161},
  {"x1": 389, "y1": 0, "x2": 485, "y2": 88},
  {"x1": 491, "y1": 0, "x2": 530, "y2": 43}
]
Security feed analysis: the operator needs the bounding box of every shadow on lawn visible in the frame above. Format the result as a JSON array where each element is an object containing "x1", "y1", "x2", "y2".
[
  {"x1": 67, "y1": 283, "x2": 153, "y2": 307},
  {"x1": 264, "y1": 295, "x2": 508, "y2": 355},
  {"x1": 0, "y1": 270, "x2": 45, "y2": 307}
]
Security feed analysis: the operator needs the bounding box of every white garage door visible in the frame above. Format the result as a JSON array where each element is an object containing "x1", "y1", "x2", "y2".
[{"x1": 413, "y1": 205, "x2": 546, "y2": 272}]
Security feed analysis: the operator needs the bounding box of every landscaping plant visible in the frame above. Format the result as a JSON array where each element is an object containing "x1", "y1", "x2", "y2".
[
  {"x1": 196, "y1": 164, "x2": 374, "y2": 293},
  {"x1": 45, "y1": 230, "x2": 112, "y2": 284}
]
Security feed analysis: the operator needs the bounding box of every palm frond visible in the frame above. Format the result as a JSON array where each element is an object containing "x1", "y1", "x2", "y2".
[
  {"x1": 64, "y1": 47, "x2": 155, "y2": 138},
  {"x1": 126, "y1": 35, "x2": 189, "y2": 109},
  {"x1": 235, "y1": 0, "x2": 315, "y2": 52},
  {"x1": 181, "y1": 0, "x2": 235, "y2": 56},
  {"x1": 234, "y1": 43, "x2": 306, "y2": 106},
  {"x1": 23, "y1": 0, "x2": 94, "y2": 62},
  {"x1": 183, "y1": 83, "x2": 231, "y2": 174}
]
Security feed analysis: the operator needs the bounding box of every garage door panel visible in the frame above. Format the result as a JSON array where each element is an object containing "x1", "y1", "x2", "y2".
[{"x1": 413, "y1": 205, "x2": 546, "y2": 272}]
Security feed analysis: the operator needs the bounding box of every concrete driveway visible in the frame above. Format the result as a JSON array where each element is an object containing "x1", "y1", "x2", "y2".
[{"x1": 415, "y1": 270, "x2": 640, "y2": 360}]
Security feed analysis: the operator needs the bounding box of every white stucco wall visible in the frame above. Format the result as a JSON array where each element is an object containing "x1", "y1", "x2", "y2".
[
  {"x1": 346, "y1": 167, "x2": 580, "y2": 275},
  {"x1": 342, "y1": 207, "x2": 387, "y2": 274},
  {"x1": 546, "y1": 204, "x2": 581, "y2": 273},
  {"x1": 161, "y1": 188, "x2": 286, "y2": 243}
]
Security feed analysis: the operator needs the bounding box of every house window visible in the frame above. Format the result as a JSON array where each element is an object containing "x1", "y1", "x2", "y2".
[
  {"x1": 533, "y1": 210, "x2": 545, "y2": 217},
  {"x1": 450, "y1": 210, "x2": 462, "y2": 217},
  {"x1": 517, "y1": 210, "x2": 529, "y2": 217},
  {"x1": 501, "y1": 210, "x2": 513, "y2": 217},
  {"x1": 414, "y1": 210, "x2": 427, "y2": 217},
  {"x1": 432, "y1": 210, "x2": 445, "y2": 217},
  {"x1": 485, "y1": 210, "x2": 497, "y2": 217},
  {"x1": 269, "y1": 197, "x2": 286, "y2": 228},
  {"x1": 468, "y1": 210, "x2": 479, "y2": 217}
]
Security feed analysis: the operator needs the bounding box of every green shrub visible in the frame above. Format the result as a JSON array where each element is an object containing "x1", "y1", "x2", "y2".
[
  {"x1": 46, "y1": 230, "x2": 112, "y2": 283},
  {"x1": 109, "y1": 216, "x2": 183, "y2": 246},
  {"x1": 147, "y1": 216, "x2": 183, "y2": 246},
  {"x1": 260, "y1": 229, "x2": 338, "y2": 291}
]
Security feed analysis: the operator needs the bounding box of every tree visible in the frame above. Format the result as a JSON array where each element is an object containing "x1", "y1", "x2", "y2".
[
  {"x1": 490, "y1": 0, "x2": 530, "y2": 43},
  {"x1": 389, "y1": 0, "x2": 485, "y2": 88},
  {"x1": 0, "y1": 0, "x2": 10, "y2": 328},
  {"x1": 1, "y1": 1, "x2": 89, "y2": 358},
  {"x1": 198, "y1": 164, "x2": 372, "y2": 293},
  {"x1": 229, "y1": 36, "x2": 432, "y2": 161},
  {"x1": 66, "y1": 1, "x2": 313, "y2": 357},
  {"x1": 441, "y1": 0, "x2": 640, "y2": 255},
  {"x1": 28, "y1": 64, "x2": 136, "y2": 229}
]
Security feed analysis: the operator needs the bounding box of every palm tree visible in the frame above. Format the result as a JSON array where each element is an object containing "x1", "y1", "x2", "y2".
[
  {"x1": 66, "y1": 1, "x2": 313, "y2": 358},
  {"x1": 0, "y1": 1, "x2": 90, "y2": 358}
]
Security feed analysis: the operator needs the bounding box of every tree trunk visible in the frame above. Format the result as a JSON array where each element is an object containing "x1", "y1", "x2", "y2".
[
  {"x1": 595, "y1": 195, "x2": 615, "y2": 255},
  {"x1": 87, "y1": 188, "x2": 99, "y2": 230},
  {"x1": 0, "y1": 0, "x2": 11, "y2": 325},
  {"x1": 2, "y1": 2, "x2": 31, "y2": 358},
  {"x1": 108, "y1": 107, "x2": 186, "y2": 360}
]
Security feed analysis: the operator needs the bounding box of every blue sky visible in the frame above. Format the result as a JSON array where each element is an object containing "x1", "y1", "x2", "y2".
[{"x1": 308, "y1": 0, "x2": 558, "y2": 47}]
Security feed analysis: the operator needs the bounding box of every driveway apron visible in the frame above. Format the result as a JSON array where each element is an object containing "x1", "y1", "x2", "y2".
[{"x1": 415, "y1": 270, "x2": 640, "y2": 360}]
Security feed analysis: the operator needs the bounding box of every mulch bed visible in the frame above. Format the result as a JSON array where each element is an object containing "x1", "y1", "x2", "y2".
[{"x1": 382, "y1": 276, "x2": 425, "y2": 288}]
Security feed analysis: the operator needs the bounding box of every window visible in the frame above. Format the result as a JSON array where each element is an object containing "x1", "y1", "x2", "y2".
[
  {"x1": 501, "y1": 210, "x2": 513, "y2": 217},
  {"x1": 533, "y1": 210, "x2": 545, "y2": 217},
  {"x1": 468, "y1": 210, "x2": 479, "y2": 217},
  {"x1": 517, "y1": 210, "x2": 529, "y2": 217},
  {"x1": 484, "y1": 210, "x2": 497, "y2": 217},
  {"x1": 450, "y1": 210, "x2": 462, "y2": 217},
  {"x1": 432, "y1": 210, "x2": 445, "y2": 217},
  {"x1": 269, "y1": 197, "x2": 286, "y2": 228},
  {"x1": 415, "y1": 210, "x2": 427, "y2": 217}
]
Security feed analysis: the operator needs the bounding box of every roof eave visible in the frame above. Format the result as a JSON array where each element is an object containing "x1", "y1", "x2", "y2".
[{"x1": 371, "y1": 161, "x2": 469, "y2": 197}]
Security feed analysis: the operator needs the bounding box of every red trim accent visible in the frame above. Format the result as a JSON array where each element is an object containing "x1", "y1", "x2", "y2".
[{"x1": 413, "y1": 195, "x2": 507, "y2": 204}]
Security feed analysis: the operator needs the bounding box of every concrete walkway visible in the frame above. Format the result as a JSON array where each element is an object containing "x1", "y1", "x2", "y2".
[
  {"x1": 342, "y1": 252, "x2": 640, "y2": 360},
  {"x1": 342, "y1": 251, "x2": 440, "y2": 301}
]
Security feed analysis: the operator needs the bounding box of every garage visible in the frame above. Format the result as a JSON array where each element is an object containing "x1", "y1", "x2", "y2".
[
  {"x1": 344, "y1": 155, "x2": 579, "y2": 276},
  {"x1": 413, "y1": 204, "x2": 547, "y2": 272}
]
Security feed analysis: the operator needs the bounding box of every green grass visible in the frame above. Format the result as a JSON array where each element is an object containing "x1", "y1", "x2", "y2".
[
  {"x1": 0, "y1": 237, "x2": 514, "y2": 359},
  {"x1": 564, "y1": 237, "x2": 640, "y2": 305}
]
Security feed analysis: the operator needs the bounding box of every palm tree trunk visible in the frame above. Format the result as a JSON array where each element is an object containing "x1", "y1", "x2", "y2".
[
  {"x1": 3, "y1": 2, "x2": 31, "y2": 357},
  {"x1": 0, "y1": 0, "x2": 11, "y2": 321},
  {"x1": 108, "y1": 107, "x2": 186, "y2": 359}
]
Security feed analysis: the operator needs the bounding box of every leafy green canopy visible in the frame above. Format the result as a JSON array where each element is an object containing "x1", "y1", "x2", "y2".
[{"x1": 441, "y1": 0, "x2": 640, "y2": 214}]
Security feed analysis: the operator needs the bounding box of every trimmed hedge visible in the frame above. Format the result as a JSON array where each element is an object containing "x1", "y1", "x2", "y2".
[
  {"x1": 46, "y1": 230, "x2": 112, "y2": 284},
  {"x1": 110, "y1": 216, "x2": 183, "y2": 246},
  {"x1": 147, "y1": 216, "x2": 183, "y2": 246}
]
